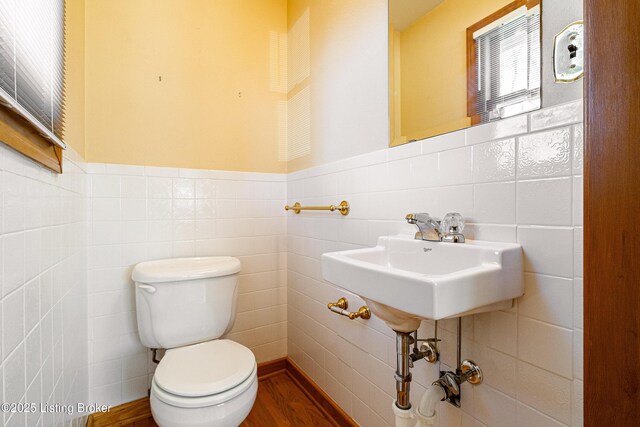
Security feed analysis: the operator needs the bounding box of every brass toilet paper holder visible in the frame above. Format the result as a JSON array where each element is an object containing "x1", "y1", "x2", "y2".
[{"x1": 327, "y1": 297, "x2": 371, "y2": 320}]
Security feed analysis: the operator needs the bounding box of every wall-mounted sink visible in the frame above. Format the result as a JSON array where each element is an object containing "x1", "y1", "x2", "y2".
[{"x1": 321, "y1": 235, "x2": 523, "y2": 332}]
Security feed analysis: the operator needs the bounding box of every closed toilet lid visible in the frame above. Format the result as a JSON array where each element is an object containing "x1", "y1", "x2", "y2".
[
  {"x1": 132, "y1": 256, "x2": 241, "y2": 284},
  {"x1": 155, "y1": 340, "x2": 256, "y2": 397}
]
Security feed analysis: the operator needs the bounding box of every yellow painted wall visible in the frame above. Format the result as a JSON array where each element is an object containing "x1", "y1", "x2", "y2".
[
  {"x1": 394, "y1": 0, "x2": 511, "y2": 143},
  {"x1": 64, "y1": 0, "x2": 85, "y2": 157},
  {"x1": 85, "y1": 0, "x2": 287, "y2": 173}
]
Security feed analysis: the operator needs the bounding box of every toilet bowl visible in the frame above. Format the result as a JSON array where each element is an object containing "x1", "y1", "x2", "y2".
[
  {"x1": 150, "y1": 340, "x2": 257, "y2": 427},
  {"x1": 132, "y1": 257, "x2": 256, "y2": 427}
]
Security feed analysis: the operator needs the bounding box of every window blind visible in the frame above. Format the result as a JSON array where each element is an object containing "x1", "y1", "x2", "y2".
[
  {"x1": 474, "y1": 6, "x2": 541, "y2": 123},
  {"x1": 0, "y1": 0, "x2": 66, "y2": 149}
]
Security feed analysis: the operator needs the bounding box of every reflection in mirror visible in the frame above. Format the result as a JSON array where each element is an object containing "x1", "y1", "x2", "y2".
[{"x1": 389, "y1": 0, "x2": 542, "y2": 146}]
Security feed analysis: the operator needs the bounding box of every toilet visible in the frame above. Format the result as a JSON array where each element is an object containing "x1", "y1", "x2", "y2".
[{"x1": 132, "y1": 256, "x2": 257, "y2": 427}]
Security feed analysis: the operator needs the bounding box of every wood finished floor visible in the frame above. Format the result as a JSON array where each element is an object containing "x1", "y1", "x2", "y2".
[
  {"x1": 242, "y1": 373, "x2": 336, "y2": 427},
  {"x1": 94, "y1": 372, "x2": 337, "y2": 427}
]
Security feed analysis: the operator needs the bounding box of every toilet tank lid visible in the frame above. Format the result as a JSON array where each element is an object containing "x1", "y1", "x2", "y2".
[{"x1": 132, "y1": 257, "x2": 241, "y2": 284}]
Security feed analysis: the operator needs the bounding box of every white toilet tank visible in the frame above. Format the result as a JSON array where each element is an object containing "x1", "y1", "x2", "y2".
[{"x1": 132, "y1": 257, "x2": 241, "y2": 349}]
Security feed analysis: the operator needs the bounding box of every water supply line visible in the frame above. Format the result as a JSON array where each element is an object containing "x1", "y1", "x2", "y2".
[
  {"x1": 434, "y1": 317, "x2": 483, "y2": 408},
  {"x1": 457, "y1": 317, "x2": 462, "y2": 368},
  {"x1": 152, "y1": 348, "x2": 161, "y2": 364}
]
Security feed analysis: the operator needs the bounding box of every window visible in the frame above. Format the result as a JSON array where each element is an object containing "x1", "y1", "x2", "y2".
[
  {"x1": 0, "y1": 0, "x2": 66, "y2": 172},
  {"x1": 467, "y1": 0, "x2": 541, "y2": 124}
]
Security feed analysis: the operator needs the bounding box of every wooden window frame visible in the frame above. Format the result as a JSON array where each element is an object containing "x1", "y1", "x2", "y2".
[
  {"x1": 466, "y1": 0, "x2": 541, "y2": 125},
  {"x1": 0, "y1": 104, "x2": 63, "y2": 173}
]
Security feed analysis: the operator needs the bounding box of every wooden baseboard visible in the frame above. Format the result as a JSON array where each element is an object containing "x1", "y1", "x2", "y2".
[
  {"x1": 86, "y1": 357, "x2": 356, "y2": 427},
  {"x1": 257, "y1": 357, "x2": 287, "y2": 379},
  {"x1": 284, "y1": 359, "x2": 358, "y2": 427},
  {"x1": 87, "y1": 397, "x2": 152, "y2": 427}
]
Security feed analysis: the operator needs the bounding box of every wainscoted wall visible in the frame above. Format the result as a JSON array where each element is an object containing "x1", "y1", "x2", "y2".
[
  {"x1": 86, "y1": 165, "x2": 287, "y2": 406},
  {"x1": 0, "y1": 100, "x2": 583, "y2": 426},
  {"x1": 0, "y1": 145, "x2": 89, "y2": 426},
  {"x1": 287, "y1": 100, "x2": 584, "y2": 427}
]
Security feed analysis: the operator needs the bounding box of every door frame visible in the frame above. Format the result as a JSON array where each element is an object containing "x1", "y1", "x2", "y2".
[{"x1": 584, "y1": 0, "x2": 640, "y2": 424}]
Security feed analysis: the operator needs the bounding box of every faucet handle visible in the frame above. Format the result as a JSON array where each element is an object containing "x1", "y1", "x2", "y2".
[{"x1": 440, "y1": 212, "x2": 465, "y2": 234}]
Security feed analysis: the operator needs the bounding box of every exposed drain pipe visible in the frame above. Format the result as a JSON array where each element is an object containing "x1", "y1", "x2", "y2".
[
  {"x1": 414, "y1": 383, "x2": 446, "y2": 426},
  {"x1": 393, "y1": 328, "x2": 443, "y2": 427},
  {"x1": 392, "y1": 318, "x2": 484, "y2": 426},
  {"x1": 392, "y1": 403, "x2": 415, "y2": 427},
  {"x1": 394, "y1": 331, "x2": 413, "y2": 410}
]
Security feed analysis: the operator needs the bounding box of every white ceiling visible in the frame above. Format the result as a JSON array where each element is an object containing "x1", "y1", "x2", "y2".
[{"x1": 390, "y1": 0, "x2": 446, "y2": 31}]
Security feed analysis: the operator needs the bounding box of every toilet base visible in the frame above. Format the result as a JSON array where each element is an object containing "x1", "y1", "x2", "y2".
[{"x1": 150, "y1": 376, "x2": 258, "y2": 427}]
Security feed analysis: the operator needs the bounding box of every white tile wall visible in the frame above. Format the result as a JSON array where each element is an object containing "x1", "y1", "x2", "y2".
[
  {"x1": 287, "y1": 100, "x2": 584, "y2": 426},
  {"x1": 0, "y1": 144, "x2": 89, "y2": 427},
  {"x1": 0, "y1": 100, "x2": 584, "y2": 427},
  {"x1": 87, "y1": 165, "x2": 287, "y2": 406}
]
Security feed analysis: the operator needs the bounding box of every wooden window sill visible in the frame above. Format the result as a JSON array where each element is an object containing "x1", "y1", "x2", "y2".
[{"x1": 0, "y1": 103, "x2": 63, "y2": 173}]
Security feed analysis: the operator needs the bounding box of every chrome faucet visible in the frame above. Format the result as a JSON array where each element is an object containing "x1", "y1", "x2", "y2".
[
  {"x1": 405, "y1": 213, "x2": 443, "y2": 242},
  {"x1": 406, "y1": 212, "x2": 466, "y2": 243}
]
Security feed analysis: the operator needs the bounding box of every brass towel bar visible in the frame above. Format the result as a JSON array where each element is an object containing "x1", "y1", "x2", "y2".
[{"x1": 284, "y1": 200, "x2": 350, "y2": 216}]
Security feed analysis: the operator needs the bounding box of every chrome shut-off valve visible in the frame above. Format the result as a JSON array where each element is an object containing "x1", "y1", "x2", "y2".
[
  {"x1": 435, "y1": 359, "x2": 483, "y2": 407},
  {"x1": 409, "y1": 340, "x2": 439, "y2": 367},
  {"x1": 434, "y1": 317, "x2": 483, "y2": 408},
  {"x1": 408, "y1": 329, "x2": 440, "y2": 368}
]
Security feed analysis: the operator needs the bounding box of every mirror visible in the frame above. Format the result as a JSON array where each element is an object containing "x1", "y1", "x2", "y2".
[{"x1": 389, "y1": 0, "x2": 542, "y2": 146}]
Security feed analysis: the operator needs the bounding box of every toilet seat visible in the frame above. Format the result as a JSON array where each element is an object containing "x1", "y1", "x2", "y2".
[
  {"x1": 152, "y1": 367, "x2": 257, "y2": 409},
  {"x1": 153, "y1": 339, "x2": 257, "y2": 409},
  {"x1": 150, "y1": 375, "x2": 258, "y2": 427}
]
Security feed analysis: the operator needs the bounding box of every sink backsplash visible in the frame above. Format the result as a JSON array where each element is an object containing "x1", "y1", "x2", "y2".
[{"x1": 287, "y1": 100, "x2": 583, "y2": 427}]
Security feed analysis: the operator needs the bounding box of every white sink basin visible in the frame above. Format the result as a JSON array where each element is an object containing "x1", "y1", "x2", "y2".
[{"x1": 321, "y1": 235, "x2": 523, "y2": 332}]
